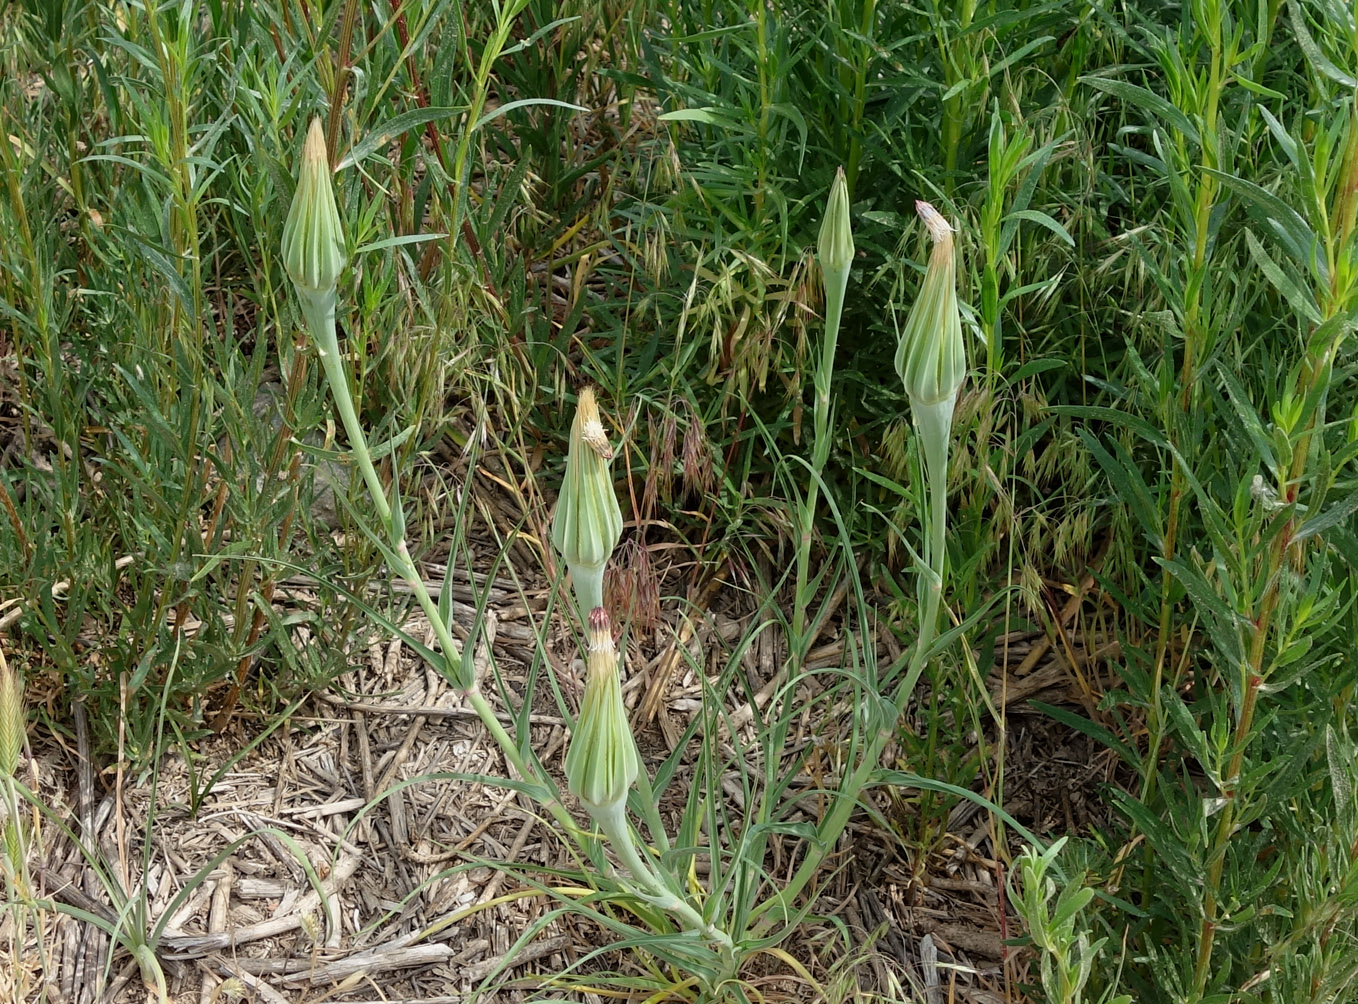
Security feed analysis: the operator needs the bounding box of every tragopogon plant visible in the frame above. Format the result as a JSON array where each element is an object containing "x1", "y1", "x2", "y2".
[
  {"x1": 283, "y1": 118, "x2": 980, "y2": 996},
  {"x1": 282, "y1": 117, "x2": 576, "y2": 835},
  {"x1": 565, "y1": 607, "x2": 734, "y2": 965},
  {"x1": 282, "y1": 118, "x2": 735, "y2": 983},
  {"x1": 564, "y1": 607, "x2": 640, "y2": 824},
  {"x1": 793, "y1": 167, "x2": 854, "y2": 645},
  {"x1": 743, "y1": 199, "x2": 974, "y2": 930},
  {"x1": 896, "y1": 201, "x2": 965, "y2": 663}
]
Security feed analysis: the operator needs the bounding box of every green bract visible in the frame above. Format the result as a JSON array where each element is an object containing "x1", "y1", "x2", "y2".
[
  {"x1": 564, "y1": 607, "x2": 640, "y2": 823},
  {"x1": 817, "y1": 166, "x2": 854, "y2": 279},
  {"x1": 895, "y1": 201, "x2": 965, "y2": 410},
  {"x1": 0, "y1": 652, "x2": 19, "y2": 778},
  {"x1": 551, "y1": 387, "x2": 623, "y2": 614},
  {"x1": 282, "y1": 117, "x2": 346, "y2": 315}
]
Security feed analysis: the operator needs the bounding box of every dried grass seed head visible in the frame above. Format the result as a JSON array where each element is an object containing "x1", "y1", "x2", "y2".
[{"x1": 0, "y1": 649, "x2": 20, "y2": 778}]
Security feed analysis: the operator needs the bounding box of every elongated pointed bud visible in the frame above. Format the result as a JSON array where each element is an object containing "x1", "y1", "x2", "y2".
[
  {"x1": 0, "y1": 649, "x2": 21, "y2": 779},
  {"x1": 565, "y1": 608, "x2": 640, "y2": 821},
  {"x1": 552, "y1": 387, "x2": 623, "y2": 614},
  {"x1": 812, "y1": 167, "x2": 854, "y2": 470},
  {"x1": 818, "y1": 166, "x2": 854, "y2": 280},
  {"x1": 282, "y1": 118, "x2": 346, "y2": 315},
  {"x1": 895, "y1": 202, "x2": 965, "y2": 410},
  {"x1": 0, "y1": 650, "x2": 23, "y2": 890},
  {"x1": 896, "y1": 201, "x2": 965, "y2": 585}
]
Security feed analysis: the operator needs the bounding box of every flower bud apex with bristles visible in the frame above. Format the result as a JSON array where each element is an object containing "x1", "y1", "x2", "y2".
[
  {"x1": 552, "y1": 387, "x2": 624, "y2": 614},
  {"x1": 565, "y1": 607, "x2": 640, "y2": 823},
  {"x1": 818, "y1": 166, "x2": 854, "y2": 279},
  {"x1": 895, "y1": 201, "x2": 965, "y2": 410},
  {"x1": 282, "y1": 118, "x2": 346, "y2": 313}
]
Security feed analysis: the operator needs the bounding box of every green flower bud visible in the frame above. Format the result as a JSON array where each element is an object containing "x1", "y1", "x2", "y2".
[
  {"x1": 818, "y1": 166, "x2": 854, "y2": 279},
  {"x1": 895, "y1": 202, "x2": 965, "y2": 585},
  {"x1": 552, "y1": 387, "x2": 623, "y2": 613},
  {"x1": 0, "y1": 650, "x2": 21, "y2": 779},
  {"x1": 565, "y1": 607, "x2": 641, "y2": 822},
  {"x1": 895, "y1": 201, "x2": 965, "y2": 410},
  {"x1": 282, "y1": 117, "x2": 346, "y2": 311},
  {"x1": 813, "y1": 166, "x2": 854, "y2": 471}
]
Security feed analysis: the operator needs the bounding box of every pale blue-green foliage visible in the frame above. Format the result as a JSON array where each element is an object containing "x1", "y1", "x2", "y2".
[{"x1": 1017, "y1": 838, "x2": 1133, "y2": 1004}]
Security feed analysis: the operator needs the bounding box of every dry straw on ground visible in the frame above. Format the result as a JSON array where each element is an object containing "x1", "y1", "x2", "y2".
[{"x1": 6, "y1": 534, "x2": 1124, "y2": 1004}]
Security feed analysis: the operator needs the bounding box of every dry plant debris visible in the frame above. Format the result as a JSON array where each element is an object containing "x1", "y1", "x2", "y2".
[{"x1": 9, "y1": 547, "x2": 1124, "y2": 1004}]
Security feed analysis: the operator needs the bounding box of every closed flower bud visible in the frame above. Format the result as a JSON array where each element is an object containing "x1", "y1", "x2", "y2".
[
  {"x1": 552, "y1": 387, "x2": 624, "y2": 614},
  {"x1": 895, "y1": 201, "x2": 965, "y2": 409},
  {"x1": 282, "y1": 118, "x2": 346, "y2": 310},
  {"x1": 895, "y1": 201, "x2": 964, "y2": 585},
  {"x1": 565, "y1": 607, "x2": 640, "y2": 822},
  {"x1": 818, "y1": 166, "x2": 854, "y2": 279},
  {"x1": 0, "y1": 651, "x2": 21, "y2": 779}
]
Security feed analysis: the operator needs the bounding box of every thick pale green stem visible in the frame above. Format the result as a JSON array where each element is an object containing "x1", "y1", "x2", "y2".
[
  {"x1": 757, "y1": 395, "x2": 952, "y2": 926},
  {"x1": 795, "y1": 169, "x2": 853, "y2": 645},
  {"x1": 794, "y1": 261, "x2": 850, "y2": 643},
  {"x1": 300, "y1": 296, "x2": 392, "y2": 528},
  {"x1": 568, "y1": 562, "x2": 605, "y2": 618},
  {"x1": 915, "y1": 402, "x2": 953, "y2": 577},
  {"x1": 813, "y1": 271, "x2": 848, "y2": 467},
  {"x1": 299, "y1": 298, "x2": 590, "y2": 848},
  {"x1": 595, "y1": 806, "x2": 734, "y2": 965}
]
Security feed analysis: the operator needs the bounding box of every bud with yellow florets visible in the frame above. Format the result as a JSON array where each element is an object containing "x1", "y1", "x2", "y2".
[
  {"x1": 896, "y1": 201, "x2": 965, "y2": 523},
  {"x1": 894, "y1": 200, "x2": 966, "y2": 626},
  {"x1": 564, "y1": 607, "x2": 641, "y2": 826},
  {"x1": 552, "y1": 387, "x2": 623, "y2": 615}
]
